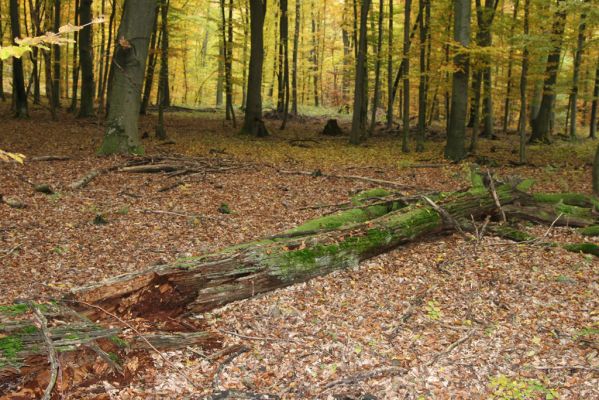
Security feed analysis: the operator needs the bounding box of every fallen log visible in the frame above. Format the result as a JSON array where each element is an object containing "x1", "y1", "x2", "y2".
[{"x1": 70, "y1": 180, "x2": 561, "y2": 318}]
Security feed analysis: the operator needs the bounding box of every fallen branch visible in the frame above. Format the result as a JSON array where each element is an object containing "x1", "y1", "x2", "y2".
[
  {"x1": 277, "y1": 169, "x2": 417, "y2": 190},
  {"x1": 31, "y1": 304, "x2": 60, "y2": 400},
  {"x1": 212, "y1": 345, "x2": 249, "y2": 389},
  {"x1": 70, "y1": 166, "x2": 119, "y2": 190}
]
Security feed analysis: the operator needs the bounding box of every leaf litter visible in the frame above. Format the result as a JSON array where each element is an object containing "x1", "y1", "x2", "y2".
[{"x1": 0, "y1": 105, "x2": 597, "y2": 398}]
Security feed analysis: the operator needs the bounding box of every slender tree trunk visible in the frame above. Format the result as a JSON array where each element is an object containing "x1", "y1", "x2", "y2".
[
  {"x1": 28, "y1": 0, "x2": 41, "y2": 105},
  {"x1": 369, "y1": 0, "x2": 383, "y2": 134},
  {"x1": 416, "y1": 0, "x2": 428, "y2": 152},
  {"x1": 100, "y1": 0, "x2": 116, "y2": 113},
  {"x1": 388, "y1": 7, "x2": 421, "y2": 133},
  {"x1": 310, "y1": 4, "x2": 319, "y2": 107},
  {"x1": 470, "y1": 71, "x2": 482, "y2": 153},
  {"x1": 160, "y1": 5, "x2": 170, "y2": 108},
  {"x1": 475, "y1": 0, "x2": 499, "y2": 139},
  {"x1": 401, "y1": 0, "x2": 412, "y2": 153},
  {"x1": 530, "y1": 0, "x2": 567, "y2": 144},
  {"x1": 241, "y1": 0, "x2": 249, "y2": 108},
  {"x1": 78, "y1": 0, "x2": 94, "y2": 117},
  {"x1": 220, "y1": 0, "x2": 234, "y2": 122},
  {"x1": 518, "y1": 0, "x2": 530, "y2": 164},
  {"x1": 241, "y1": 0, "x2": 268, "y2": 137},
  {"x1": 385, "y1": 0, "x2": 393, "y2": 129},
  {"x1": 98, "y1": 0, "x2": 157, "y2": 155},
  {"x1": 155, "y1": 0, "x2": 168, "y2": 140},
  {"x1": 503, "y1": 0, "x2": 519, "y2": 133},
  {"x1": 52, "y1": 0, "x2": 61, "y2": 107},
  {"x1": 276, "y1": 0, "x2": 288, "y2": 114},
  {"x1": 350, "y1": 0, "x2": 371, "y2": 145},
  {"x1": 291, "y1": 0, "x2": 300, "y2": 115},
  {"x1": 590, "y1": 59, "x2": 599, "y2": 140},
  {"x1": 279, "y1": 0, "x2": 290, "y2": 128},
  {"x1": 140, "y1": 9, "x2": 160, "y2": 115},
  {"x1": 68, "y1": 0, "x2": 80, "y2": 113},
  {"x1": 227, "y1": 0, "x2": 236, "y2": 125},
  {"x1": 594, "y1": 142, "x2": 599, "y2": 194},
  {"x1": 445, "y1": 0, "x2": 471, "y2": 161},
  {"x1": 96, "y1": 0, "x2": 106, "y2": 114},
  {"x1": 0, "y1": 0, "x2": 4, "y2": 101},
  {"x1": 568, "y1": 1, "x2": 588, "y2": 140},
  {"x1": 10, "y1": 0, "x2": 29, "y2": 118},
  {"x1": 444, "y1": 6, "x2": 452, "y2": 133},
  {"x1": 216, "y1": 29, "x2": 224, "y2": 106}
]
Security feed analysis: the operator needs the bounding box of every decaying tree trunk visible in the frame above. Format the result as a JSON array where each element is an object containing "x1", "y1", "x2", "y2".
[
  {"x1": 2, "y1": 177, "x2": 598, "y2": 397},
  {"x1": 68, "y1": 181, "x2": 599, "y2": 317}
]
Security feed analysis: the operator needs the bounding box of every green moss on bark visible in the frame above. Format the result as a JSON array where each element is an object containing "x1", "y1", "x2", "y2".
[
  {"x1": 578, "y1": 225, "x2": 599, "y2": 237},
  {"x1": 563, "y1": 243, "x2": 599, "y2": 257}
]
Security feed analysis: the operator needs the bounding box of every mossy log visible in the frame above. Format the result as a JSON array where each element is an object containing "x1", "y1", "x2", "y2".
[{"x1": 70, "y1": 183, "x2": 538, "y2": 318}]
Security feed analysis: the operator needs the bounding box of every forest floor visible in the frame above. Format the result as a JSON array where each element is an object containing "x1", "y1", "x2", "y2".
[{"x1": 0, "y1": 103, "x2": 598, "y2": 399}]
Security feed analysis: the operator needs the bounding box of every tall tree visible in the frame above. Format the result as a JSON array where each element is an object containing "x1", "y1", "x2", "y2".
[
  {"x1": 78, "y1": 0, "x2": 94, "y2": 117},
  {"x1": 291, "y1": 0, "x2": 300, "y2": 115},
  {"x1": 220, "y1": 0, "x2": 236, "y2": 124},
  {"x1": 140, "y1": 8, "x2": 160, "y2": 115},
  {"x1": 369, "y1": 0, "x2": 383, "y2": 134},
  {"x1": 241, "y1": 0, "x2": 268, "y2": 136},
  {"x1": 416, "y1": 0, "x2": 428, "y2": 152},
  {"x1": 590, "y1": 59, "x2": 599, "y2": 140},
  {"x1": 567, "y1": 0, "x2": 589, "y2": 140},
  {"x1": 517, "y1": 0, "x2": 530, "y2": 164},
  {"x1": 401, "y1": 0, "x2": 412, "y2": 153},
  {"x1": 474, "y1": 0, "x2": 499, "y2": 139},
  {"x1": 385, "y1": 0, "x2": 393, "y2": 129},
  {"x1": 9, "y1": 0, "x2": 28, "y2": 118},
  {"x1": 445, "y1": 0, "x2": 471, "y2": 161},
  {"x1": 529, "y1": 0, "x2": 567, "y2": 143},
  {"x1": 350, "y1": 0, "x2": 371, "y2": 145},
  {"x1": 279, "y1": 0, "x2": 290, "y2": 128},
  {"x1": 502, "y1": 0, "x2": 519, "y2": 134},
  {"x1": 68, "y1": 0, "x2": 80, "y2": 113},
  {"x1": 155, "y1": 0, "x2": 169, "y2": 140},
  {"x1": 0, "y1": 0, "x2": 5, "y2": 101},
  {"x1": 52, "y1": 0, "x2": 61, "y2": 108},
  {"x1": 98, "y1": 0, "x2": 157, "y2": 154}
]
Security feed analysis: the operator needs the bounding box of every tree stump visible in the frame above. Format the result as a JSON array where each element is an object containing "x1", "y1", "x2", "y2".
[{"x1": 322, "y1": 119, "x2": 344, "y2": 136}]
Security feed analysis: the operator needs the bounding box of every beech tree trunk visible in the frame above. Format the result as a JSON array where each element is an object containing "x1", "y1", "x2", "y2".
[
  {"x1": 78, "y1": 0, "x2": 95, "y2": 118},
  {"x1": 401, "y1": 0, "x2": 411, "y2": 153},
  {"x1": 350, "y1": 0, "x2": 371, "y2": 144},
  {"x1": 242, "y1": 0, "x2": 268, "y2": 136},
  {"x1": 10, "y1": 0, "x2": 29, "y2": 118},
  {"x1": 590, "y1": 59, "x2": 599, "y2": 140},
  {"x1": 568, "y1": 1, "x2": 588, "y2": 140},
  {"x1": 445, "y1": 0, "x2": 470, "y2": 161},
  {"x1": 98, "y1": 0, "x2": 157, "y2": 155},
  {"x1": 530, "y1": 0, "x2": 566, "y2": 143}
]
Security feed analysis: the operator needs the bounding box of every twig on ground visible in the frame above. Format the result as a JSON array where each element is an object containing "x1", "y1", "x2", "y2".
[
  {"x1": 0, "y1": 244, "x2": 22, "y2": 259},
  {"x1": 70, "y1": 166, "x2": 119, "y2": 190},
  {"x1": 422, "y1": 195, "x2": 467, "y2": 238},
  {"x1": 387, "y1": 288, "x2": 429, "y2": 339},
  {"x1": 30, "y1": 156, "x2": 72, "y2": 161},
  {"x1": 486, "y1": 170, "x2": 507, "y2": 223},
  {"x1": 423, "y1": 328, "x2": 477, "y2": 367},
  {"x1": 276, "y1": 169, "x2": 417, "y2": 190},
  {"x1": 212, "y1": 345, "x2": 249, "y2": 389},
  {"x1": 134, "y1": 208, "x2": 218, "y2": 221},
  {"x1": 30, "y1": 304, "x2": 60, "y2": 400},
  {"x1": 323, "y1": 367, "x2": 407, "y2": 390},
  {"x1": 532, "y1": 365, "x2": 599, "y2": 372},
  {"x1": 218, "y1": 329, "x2": 299, "y2": 343}
]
